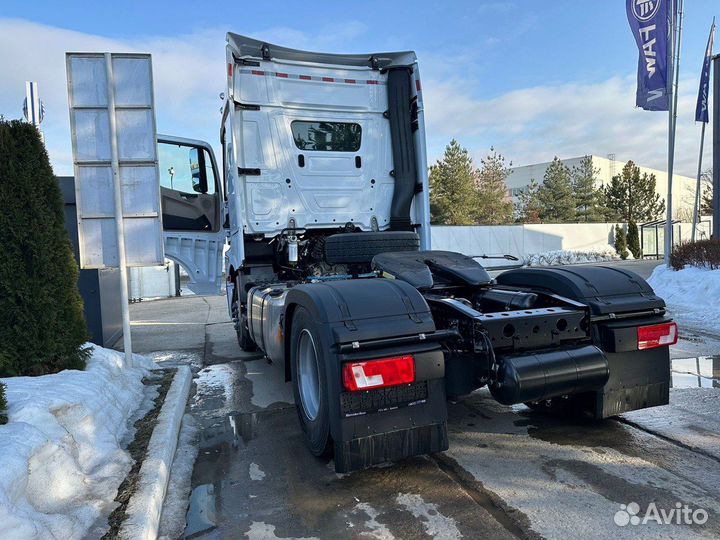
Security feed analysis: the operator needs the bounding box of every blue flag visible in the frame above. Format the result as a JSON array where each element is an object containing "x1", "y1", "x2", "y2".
[
  {"x1": 627, "y1": 0, "x2": 672, "y2": 111},
  {"x1": 695, "y1": 21, "x2": 715, "y2": 123}
]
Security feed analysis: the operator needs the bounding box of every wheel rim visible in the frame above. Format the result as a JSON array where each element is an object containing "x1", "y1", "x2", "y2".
[{"x1": 298, "y1": 329, "x2": 321, "y2": 421}]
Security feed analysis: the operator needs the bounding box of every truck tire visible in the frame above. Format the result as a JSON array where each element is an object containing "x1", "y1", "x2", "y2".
[
  {"x1": 290, "y1": 306, "x2": 333, "y2": 457},
  {"x1": 324, "y1": 231, "x2": 419, "y2": 264},
  {"x1": 236, "y1": 313, "x2": 258, "y2": 352},
  {"x1": 232, "y1": 281, "x2": 258, "y2": 352}
]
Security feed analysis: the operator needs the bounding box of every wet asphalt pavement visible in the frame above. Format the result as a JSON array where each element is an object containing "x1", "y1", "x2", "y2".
[{"x1": 126, "y1": 274, "x2": 720, "y2": 540}]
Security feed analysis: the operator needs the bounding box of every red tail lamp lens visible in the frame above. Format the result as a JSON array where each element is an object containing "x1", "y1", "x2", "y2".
[
  {"x1": 637, "y1": 322, "x2": 678, "y2": 350},
  {"x1": 342, "y1": 355, "x2": 415, "y2": 391}
]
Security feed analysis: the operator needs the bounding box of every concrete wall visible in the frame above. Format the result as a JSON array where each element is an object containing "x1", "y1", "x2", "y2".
[
  {"x1": 431, "y1": 221, "x2": 713, "y2": 267},
  {"x1": 431, "y1": 224, "x2": 618, "y2": 267}
]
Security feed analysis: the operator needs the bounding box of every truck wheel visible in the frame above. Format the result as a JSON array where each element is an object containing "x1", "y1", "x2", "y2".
[
  {"x1": 233, "y1": 278, "x2": 257, "y2": 352},
  {"x1": 236, "y1": 313, "x2": 258, "y2": 352},
  {"x1": 290, "y1": 307, "x2": 332, "y2": 457}
]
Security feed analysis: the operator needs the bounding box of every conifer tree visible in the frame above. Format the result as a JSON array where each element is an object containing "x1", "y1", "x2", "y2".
[
  {"x1": 536, "y1": 157, "x2": 576, "y2": 222},
  {"x1": 615, "y1": 224, "x2": 629, "y2": 260},
  {"x1": 701, "y1": 173, "x2": 713, "y2": 216},
  {"x1": 475, "y1": 147, "x2": 513, "y2": 225},
  {"x1": 604, "y1": 160, "x2": 665, "y2": 222},
  {"x1": 0, "y1": 120, "x2": 89, "y2": 376},
  {"x1": 0, "y1": 382, "x2": 7, "y2": 424},
  {"x1": 515, "y1": 179, "x2": 542, "y2": 223},
  {"x1": 627, "y1": 220, "x2": 641, "y2": 259},
  {"x1": 429, "y1": 140, "x2": 481, "y2": 225},
  {"x1": 571, "y1": 155, "x2": 603, "y2": 222}
]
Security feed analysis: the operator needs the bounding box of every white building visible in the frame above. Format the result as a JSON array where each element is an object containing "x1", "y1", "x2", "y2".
[{"x1": 507, "y1": 155, "x2": 698, "y2": 220}]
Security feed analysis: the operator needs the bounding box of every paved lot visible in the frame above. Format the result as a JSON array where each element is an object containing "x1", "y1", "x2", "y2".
[{"x1": 126, "y1": 284, "x2": 720, "y2": 540}]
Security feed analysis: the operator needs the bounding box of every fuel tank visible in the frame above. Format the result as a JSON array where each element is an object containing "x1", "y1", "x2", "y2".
[
  {"x1": 489, "y1": 345, "x2": 609, "y2": 405},
  {"x1": 247, "y1": 285, "x2": 288, "y2": 363}
]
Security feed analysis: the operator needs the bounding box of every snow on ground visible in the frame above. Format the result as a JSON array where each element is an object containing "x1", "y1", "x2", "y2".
[
  {"x1": 0, "y1": 345, "x2": 157, "y2": 540},
  {"x1": 524, "y1": 249, "x2": 619, "y2": 267},
  {"x1": 648, "y1": 265, "x2": 720, "y2": 335}
]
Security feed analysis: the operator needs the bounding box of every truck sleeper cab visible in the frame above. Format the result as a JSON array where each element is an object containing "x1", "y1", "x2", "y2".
[{"x1": 159, "y1": 33, "x2": 677, "y2": 473}]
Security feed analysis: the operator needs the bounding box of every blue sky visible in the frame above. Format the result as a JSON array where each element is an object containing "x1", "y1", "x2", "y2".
[{"x1": 0, "y1": 1, "x2": 717, "y2": 177}]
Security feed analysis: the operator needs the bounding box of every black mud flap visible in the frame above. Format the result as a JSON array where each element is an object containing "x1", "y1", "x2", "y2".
[
  {"x1": 335, "y1": 422, "x2": 448, "y2": 473},
  {"x1": 285, "y1": 278, "x2": 449, "y2": 472},
  {"x1": 496, "y1": 266, "x2": 671, "y2": 417}
]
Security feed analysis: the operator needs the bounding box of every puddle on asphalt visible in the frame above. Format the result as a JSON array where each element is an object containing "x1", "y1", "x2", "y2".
[
  {"x1": 671, "y1": 356, "x2": 720, "y2": 388},
  {"x1": 184, "y1": 483, "x2": 217, "y2": 538},
  {"x1": 198, "y1": 411, "x2": 259, "y2": 450}
]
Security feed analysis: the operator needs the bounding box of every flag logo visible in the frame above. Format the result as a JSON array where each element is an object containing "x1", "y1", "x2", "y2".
[{"x1": 631, "y1": 0, "x2": 661, "y2": 22}]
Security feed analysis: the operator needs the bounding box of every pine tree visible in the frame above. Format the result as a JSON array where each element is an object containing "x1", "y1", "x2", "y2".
[
  {"x1": 604, "y1": 161, "x2": 665, "y2": 222},
  {"x1": 536, "y1": 157, "x2": 576, "y2": 222},
  {"x1": 475, "y1": 147, "x2": 513, "y2": 225},
  {"x1": 615, "y1": 224, "x2": 629, "y2": 260},
  {"x1": 0, "y1": 382, "x2": 6, "y2": 424},
  {"x1": 571, "y1": 155, "x2": 603, "y2": 222},
  {"x1": 515, "y1": 179, "x2": 542, "y2": 223},
  {"x1": 0, "y1": 121, "x2": 89, "y2": 376},
  {"x1": 627, "y1": 220, "x2": 641, "y2": 259},
  {"x1": 700, "y1": 170, "x2": 713, "y2": 215},
  {"x1": 429, "y1": 140, "x2": 481, "y2": 225}
]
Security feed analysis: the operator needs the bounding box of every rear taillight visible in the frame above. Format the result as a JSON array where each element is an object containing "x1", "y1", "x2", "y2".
[
  {"x1": 342, "y1": 355, "x2": 415, "y2": 391},
  {"x1": 637, "y1": 322, "x2": 678, "y2": 350}
]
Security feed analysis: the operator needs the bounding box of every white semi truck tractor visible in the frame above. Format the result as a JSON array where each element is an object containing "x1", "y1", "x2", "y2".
[{"x1": 158, "y1": 33, "x2": 678, "y2": 472}]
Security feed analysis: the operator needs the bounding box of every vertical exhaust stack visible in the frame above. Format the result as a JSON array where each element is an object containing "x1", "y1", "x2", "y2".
[{"x1": 386, "y1": 67, "x2": 418, "y2": 231}]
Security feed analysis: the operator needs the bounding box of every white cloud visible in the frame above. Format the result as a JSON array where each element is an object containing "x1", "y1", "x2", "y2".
[
  {"x1": 0, "y1": 18, "x2": 372, "y2": 176},
  {"x1": 0, "y1": 18, "x2": 227, "y2": 174},
  {"x1": 0, "y1": 17, "x2": 711, "y2": 181},
  {"x1": 422, "y1": 72, "x2": 712, "y2": 178}
]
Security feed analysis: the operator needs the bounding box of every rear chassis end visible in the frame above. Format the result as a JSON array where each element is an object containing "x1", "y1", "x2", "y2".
[{"x1": 270, "y1": 255, "x2": 675, "y2": 472}]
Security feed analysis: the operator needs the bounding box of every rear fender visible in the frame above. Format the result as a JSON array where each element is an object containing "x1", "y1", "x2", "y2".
[
  {"x1": 283, "y1": 278, "x2": 448, "y2": 471},
  {"x1": 496, "y1": 266, "x2": 671, "y2": 416}
]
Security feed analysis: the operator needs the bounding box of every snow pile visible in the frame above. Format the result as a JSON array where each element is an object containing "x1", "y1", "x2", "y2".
[
  {"x1": 524, "y1": 249, "x2": 619, "y2": 267},
  {"x1": 0, "y1": 345, "x2": 157, "y2": 540},
  {"x1": 649, "y1": 264, "x2": 720, "y2": 334}
]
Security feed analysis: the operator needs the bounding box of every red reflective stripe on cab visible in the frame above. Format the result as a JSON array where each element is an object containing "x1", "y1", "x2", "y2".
[
  {"x1": 322, "y1": 76, "x2": 334, "y2": 82},
  {"x1": 299, "y1": 74, "x2": 312, "y2": 80},
  {"x1": 415, "y1": 79, "x2": 422, "y2": 91},
  {"x1": 367, "y1": 80, "x2": 379, "y2": 85},
  {"x1": 251, "y1": 70, "x2": 265, "y2": 76},
  {"x1": 227, "y1": 63, "x2": 233, "y2": 77},
  {"x1": 276, "y1": 72, "x2": 288, "y2": 78},
  {"x1": 345, "y1": 79, "x2": 356, "y2": 84}
]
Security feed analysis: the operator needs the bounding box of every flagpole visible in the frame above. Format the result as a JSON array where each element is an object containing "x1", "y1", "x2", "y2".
[
  {"x1": 665, "y1": 0, "x2": 683, "y2": 265},
  {"x1": 692, "y1": 18, "x2": 715, "y2": 242},
  {"x1": 692, "y1": 122, "x2": 707, "y2": 241}
]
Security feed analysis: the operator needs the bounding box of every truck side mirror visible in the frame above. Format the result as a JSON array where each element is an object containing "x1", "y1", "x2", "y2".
[{"x1": 189, "y1": 147, "x2": 207, "y2": 193}]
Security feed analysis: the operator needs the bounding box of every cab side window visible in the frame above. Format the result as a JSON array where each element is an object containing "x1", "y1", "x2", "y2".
[
  {"x1": 158, "y1": 140, "x2": 220, "y2": 232},
  {"x1": 159, "y1": 144, "x2": 216, "y2": 194}
]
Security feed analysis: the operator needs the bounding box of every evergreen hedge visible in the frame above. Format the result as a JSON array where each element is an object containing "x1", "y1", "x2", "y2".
[
  {"x1": 615, "y1": 224, "x2": 628, "y2": 260},
  {"x1": 0, "y1": 382, "x2": 7, "y2": 424},
  {"x1": 627, "y1": 221, "x2": 642, "y2": 259},
  {"x1": 0, "y1": 120, "x2": 89, "y2": 376}
]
